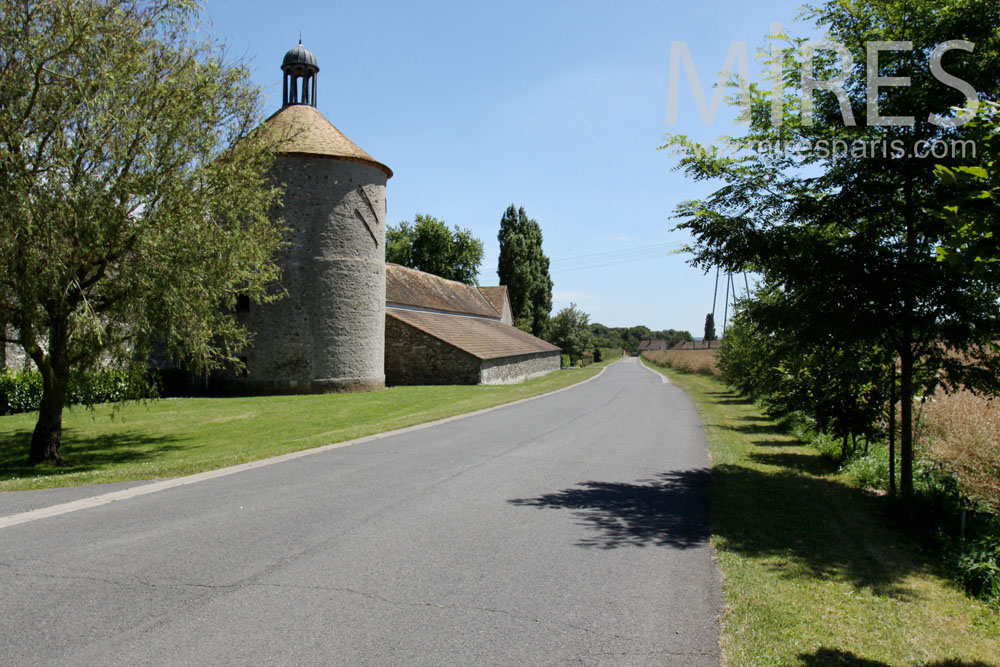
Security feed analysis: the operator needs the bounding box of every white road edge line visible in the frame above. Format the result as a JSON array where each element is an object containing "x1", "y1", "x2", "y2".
[
  {"x1": 0, "y1": 360, "x2": 622, "y2": 530},
  {"x1": 637, "y1": 357, "x2": 670, "y2": 384}
]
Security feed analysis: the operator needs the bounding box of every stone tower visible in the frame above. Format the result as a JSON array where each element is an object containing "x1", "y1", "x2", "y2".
[{"x1": 240, "y1": 42, "x2": 392, "y2": 393}]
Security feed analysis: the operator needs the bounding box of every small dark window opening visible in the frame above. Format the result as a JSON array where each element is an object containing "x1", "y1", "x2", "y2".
[{"x1": 236, "y1": 295, "x2": 251, "y2": 313}]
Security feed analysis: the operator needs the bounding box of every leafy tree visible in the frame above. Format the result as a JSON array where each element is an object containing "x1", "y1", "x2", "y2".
[
  {"x1": 664, "y1": 0, "x2": 1000, "y2": 498},
  {"x1": 497, "y1": 205, "x2": 553, "y2": 337},
  {"x1": 0, "y1": 0, "x2": 285, "y2": 463},
  {"x1": 386, "y1": 214, "x2": 484, "y2": 285},
  {"x1": 651, "y1": 329, "x2": 693, "y2": 348},
  {"x1": 549, "y1": 303, "x2": 593, "y2": 363},
  {"x1": 935, "y1": 101, "x2": 1000, "y2": 272},
  {"x1": 720, "y1": 284, "x2": 891, "y2": 458}
]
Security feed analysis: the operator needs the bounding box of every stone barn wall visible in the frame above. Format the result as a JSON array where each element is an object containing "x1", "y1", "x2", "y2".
[
  {"x1": 238, "y1": 156, "x2": 388, "y2": 393},
  {"x1": 479, "y1": 352, "x2": 561, "y2": 385},
  {"x1": 384, "y1": 315, "x2": 481, "y2": 385}
]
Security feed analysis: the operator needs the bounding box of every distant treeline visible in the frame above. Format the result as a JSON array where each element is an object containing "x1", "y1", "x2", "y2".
[{"x1": 589, "y1": 324, "x2": 691, "y2": 355}]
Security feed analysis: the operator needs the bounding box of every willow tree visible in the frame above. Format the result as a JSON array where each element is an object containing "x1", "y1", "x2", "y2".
[{"x1": 0, "y1": 0, "x2": 286, "y2": 463}]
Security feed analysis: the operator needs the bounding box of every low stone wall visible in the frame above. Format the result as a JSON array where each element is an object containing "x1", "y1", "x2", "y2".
[
  {"x1": 385, "y1": 315, "x2": 481, "y2": 385},
  {"x1": 2, "y1": 325, "x2": 33, "y2": 371},
  {"x1": 479, "y1": 351, "x2": 561, "y2": 385}
]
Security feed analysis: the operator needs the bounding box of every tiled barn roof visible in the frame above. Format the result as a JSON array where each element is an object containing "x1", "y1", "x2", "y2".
[
  {"x1": 386, "y1": 307, "x2": 560, "y2": 360},
  {"x1": 260, "y1": 104, "x2": 392, "y2": 177},
  {"x1": 477, "y1": 286, "x2": 510, "y2": 315},
  {"x1": 637, "y1": 339, "x2": 669, "y2": 351},
  {"x1": 386, "y1": 264, "x2": 499, "y2": 319}
]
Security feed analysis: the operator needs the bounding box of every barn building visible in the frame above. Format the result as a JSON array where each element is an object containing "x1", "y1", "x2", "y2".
[
  {"x1": 232, "y1": 43, "x2": 559, "y2": 392},
  {"x1": 385, "y1": 265, "x2": 560, "y2": 385}
]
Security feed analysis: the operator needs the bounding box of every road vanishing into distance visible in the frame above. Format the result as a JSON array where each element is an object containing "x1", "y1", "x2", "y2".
[{"x1": 0, "y1": 359, "x2": 721, "y2": 666}]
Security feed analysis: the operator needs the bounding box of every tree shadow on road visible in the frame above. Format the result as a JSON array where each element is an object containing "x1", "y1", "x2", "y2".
[{"x1": 509, "y1": 469, "x2": 711, "y2": 550}]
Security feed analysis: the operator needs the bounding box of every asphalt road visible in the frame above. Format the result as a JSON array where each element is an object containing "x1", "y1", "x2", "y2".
[{"x1": 0, "y1": 358, "x2": 721, "y2": 666}]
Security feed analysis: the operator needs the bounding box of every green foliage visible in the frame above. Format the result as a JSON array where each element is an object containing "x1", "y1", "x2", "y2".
[
  {"x1": 386, "y1": 214, "x2": 484, "y2": 285},
  {"x1": 704, "y1": 313, "x2": 716, "y2": 344},
  {"x1": 719, "y1": 288, "x2": 892, "y2": 460},
  {"x1": 663, "y1": 0, "x2": 1000, "y2": 497},
  {"x1": 0, "y1": 368, "x2": 152, "y2": 415},
  {"x1": 497, "y1": 205, "x2": 553, "y2": 338},
  {"x1": 935, "y1": 101, "x2": 1000, "y2": 272},
  {"x1": 590, "y1": 323, "x2": 690, "y2": 355},
  {"x1": 548, "y1": 303, "x2": 593, "y2": 364},
  {"x1": 954, "y1": 536, "x2": 1000, "y2": 611},
  {"x1": 0, "y1": 370, "x2": 41, "y2": 415},
  {"x1": 0, "y1": 0, "x2": 285, "y2": 461}
]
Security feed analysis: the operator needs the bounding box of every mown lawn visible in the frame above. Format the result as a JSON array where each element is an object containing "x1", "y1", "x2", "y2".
[
  {"x1": 0, "y1": 363, "x2": 611, "y2": 493},
  {"x1": 643, "y1": 359, "x2": 1000, "y2": 666}
]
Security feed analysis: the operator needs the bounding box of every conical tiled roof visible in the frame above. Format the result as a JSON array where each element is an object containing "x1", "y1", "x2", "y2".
[{"x1": 260, "y1": 104, "x2": 392, "y2": 177}]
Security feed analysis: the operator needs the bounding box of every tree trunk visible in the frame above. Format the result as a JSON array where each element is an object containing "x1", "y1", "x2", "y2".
[
  {"x1": 899, "y1": 345, "x2": 914, "y2": 498},
  {"x1": 29, "y1": 365, "x2": 68, "y2": 465}
]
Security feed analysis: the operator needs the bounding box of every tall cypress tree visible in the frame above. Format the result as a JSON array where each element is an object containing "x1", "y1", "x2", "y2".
[{"x1": 497, "y1": 205, "x2": 553, "y2": 337}]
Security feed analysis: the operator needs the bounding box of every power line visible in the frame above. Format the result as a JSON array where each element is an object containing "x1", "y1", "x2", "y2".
[{"x1": 483, "y1": 241, "x2": 685, "y2": 275}]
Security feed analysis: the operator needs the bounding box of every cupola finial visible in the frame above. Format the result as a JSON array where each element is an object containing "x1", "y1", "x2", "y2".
[{"x1": 281, "y1": 40, "x2": 319, "y2": 108}]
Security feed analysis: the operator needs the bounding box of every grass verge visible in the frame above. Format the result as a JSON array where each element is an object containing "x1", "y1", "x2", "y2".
[
  {"x1": 643, "y1": 358, "x2": 1000, "y2": 666},
  {"x1": 0, "y1": 362, "x2": 613, "y2": 493}
]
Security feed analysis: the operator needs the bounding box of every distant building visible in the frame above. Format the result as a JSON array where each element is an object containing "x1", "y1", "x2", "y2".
[{"x1": 637, "y1": 339, "x2": 669, "y2": 352}]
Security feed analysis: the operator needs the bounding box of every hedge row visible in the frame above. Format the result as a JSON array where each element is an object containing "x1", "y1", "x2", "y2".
[{"x1": 0, "y1": 368, "x2": 153, "y2": 415}]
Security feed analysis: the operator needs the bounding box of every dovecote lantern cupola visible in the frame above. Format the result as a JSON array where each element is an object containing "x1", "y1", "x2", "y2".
[{"x1": 282, "y1": 40, "x2": 319, "y2": 107}]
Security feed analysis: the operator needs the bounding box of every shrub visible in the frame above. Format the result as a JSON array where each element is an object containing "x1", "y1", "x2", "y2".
[
  {"x1": 0, "y1": 370, "x2": 43, "y2": 414},
  {"x1": 597, "y1": 347, "x2": 622, "y2": 362},
  {"x1": 953, "y1": 536, "x2": 1000, "y2": 611},
  {"x1": 841, "y1": 447, "x2": 891, "y2": 490},
  {"x1": 0, "y1": 367, "x2": 154, "y2": 415}
]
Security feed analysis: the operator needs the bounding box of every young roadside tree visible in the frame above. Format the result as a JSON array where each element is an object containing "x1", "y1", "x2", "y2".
[
  {"x1": 549, "y1": 304, "x2": 594, "y2": 364},
  {"x1": 385, "y1": 214, "x2": 484, "y2": 285},
  {"x1": 497, "y1": 205, "x2": 553, "y2": 337},
  {"x1": 0, "y1": 0, "x2": 286, "y2": 463},
  {"x1": 664, "y1": 0, "x2": 1000, "y2": 498}
]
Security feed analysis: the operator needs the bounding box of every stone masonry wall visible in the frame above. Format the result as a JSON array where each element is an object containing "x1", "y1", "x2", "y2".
[
  {"x1": 384, "y1": 315, "x2": 481, "y2": 385},
  {"x1": 479, "y1": 351, "x2": 561, "y2": 385},
  {"x1": 239, "y1": 156, "x2": 388, "y2": 393}
]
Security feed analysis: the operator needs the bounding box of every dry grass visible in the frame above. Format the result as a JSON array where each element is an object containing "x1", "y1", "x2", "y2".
[
  {"x1": 924, "y1": 389, "x2": 1000, "y2": 512},
  {"x1": 641, "y1": 349, "x2": 719, "y2": 376}
]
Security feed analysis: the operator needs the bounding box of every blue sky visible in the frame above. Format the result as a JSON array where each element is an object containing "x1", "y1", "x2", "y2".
[{"x1": 204, "y1": 0, "x2": 807, "y2": 336}]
